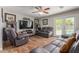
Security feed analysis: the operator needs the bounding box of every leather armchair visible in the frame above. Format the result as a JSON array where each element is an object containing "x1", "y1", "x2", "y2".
[{"x1": 5, "y1": 28, "x2": 29, "y2": 47}]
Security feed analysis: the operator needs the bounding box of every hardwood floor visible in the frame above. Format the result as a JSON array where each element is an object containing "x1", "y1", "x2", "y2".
[{"x1": 3, "y1": 35, "x2": 55, "y2": 53}]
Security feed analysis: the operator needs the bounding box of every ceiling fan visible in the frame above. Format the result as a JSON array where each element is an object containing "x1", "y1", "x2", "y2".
[{"x1": 32, "y1": 6, "x2": 50, "y2": 14}]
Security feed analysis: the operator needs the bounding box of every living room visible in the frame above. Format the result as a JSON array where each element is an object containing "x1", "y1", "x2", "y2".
[{"x1": 0, "y1": 6, "x2": 79, "y2": 53}]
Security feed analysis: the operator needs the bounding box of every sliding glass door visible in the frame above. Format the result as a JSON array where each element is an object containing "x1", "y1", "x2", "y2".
[
  {"x1": 55, "y1": 18, "x2": 63, "y2": 35},
  {"x1": 55, "y1": 17, "x2": 74, "y2": 36},
  {"x1": 65, "y1": 17, "x2": 74, "y2": 35}
]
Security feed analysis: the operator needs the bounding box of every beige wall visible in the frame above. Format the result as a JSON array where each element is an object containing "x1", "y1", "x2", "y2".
[
  {"x1": 0, "y1": 8, "x2": 3, "y2": 50},
  {"x1": 2, "y1": 7, "x2": 35, "y2": 33},
  {"x1": 39, "y1": 9, "x2": 79, "y2": 35}
]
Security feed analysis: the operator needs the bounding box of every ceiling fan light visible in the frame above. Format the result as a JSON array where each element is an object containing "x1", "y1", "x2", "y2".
[{"x1": 38, "y1": 12, "x2": 44, "y2": 14}]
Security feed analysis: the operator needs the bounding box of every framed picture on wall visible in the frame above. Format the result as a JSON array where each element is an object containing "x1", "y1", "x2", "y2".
[
  {"x1": 5, "y1": 13, "x2": 16, "y2": 23},
  {"x1": 34, "y1": 19, "x2": 39, "y2": 24},
  {"x1": 42, "y1": 19, "x2": 48, "y2": 25}
]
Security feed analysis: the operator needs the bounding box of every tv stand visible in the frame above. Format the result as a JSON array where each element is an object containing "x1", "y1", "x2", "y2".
[
  {"x1": 21, "y1": 30, "x2": 33, "y2": 36},
  {"x1": 26, "y1": 30, "x2": 33, "y2": 36}
]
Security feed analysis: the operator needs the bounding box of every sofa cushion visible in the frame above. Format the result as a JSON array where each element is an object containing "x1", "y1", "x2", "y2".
[
  {"x1": 51, "y1": 39, "x2": 66, "y2": 47},
  {"x1": 57, "y1": 38, "x2": 64, "y2": 41},
  {"x1": 57, "y1": 41, "x2": 66, "y2": 47},
  {"x1": 41, "y1": 27, "x2": 53, "y2": 32},
  {"x1": 51, "y1": 47, "x2": 60, "y2": 53},
  {"x1": 41, "y1": 27, "x2": 47, "y2": 32},
  {"x1": 51, "y1": 40, "x2": 61, "y2": 46},
  {"x1": 9, "y1": 28, "x2": 17, "y2": 39},
  {"x1": 49, "y1": 31, "x2": 53, "y2": 36},
  {"x1": 38, "y1": 27, "x2": 41, "y2": 31},
  {"x1": 44, "y1": 44, "x2": 57, "y2": 52},
  {"x1": 30, "y1": 48, "x2": 49, "y2": 53}
]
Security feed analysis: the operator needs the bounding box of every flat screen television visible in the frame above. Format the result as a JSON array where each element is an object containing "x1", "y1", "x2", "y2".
[{"x1": 19, "y1": 20, "x2": 33, "y2": 29}]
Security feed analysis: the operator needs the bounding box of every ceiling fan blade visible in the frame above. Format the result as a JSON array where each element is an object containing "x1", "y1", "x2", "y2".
[
  {"x1": 35, "y1": 7, "x2": 39, "y2": 9},
  {"x1": 44, "y1": 8, "x2": 50, "y2": 10},
  {"x1": 32, "y1": 11, "x2": 39, "y2": 13},
  {"x1": 34, "y1": 6, "x2": 42, "y2": 11},
  {"x1": 43, "y1": 11, "x2": 48, "y2": 14},
  {"x1": 35, "y1": 6, "x2": 41, "y2": 9}
]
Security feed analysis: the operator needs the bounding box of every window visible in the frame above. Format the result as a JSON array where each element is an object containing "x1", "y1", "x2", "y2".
[{"x1": 55, "y1": 17, "x2": 74, "y2": 36}]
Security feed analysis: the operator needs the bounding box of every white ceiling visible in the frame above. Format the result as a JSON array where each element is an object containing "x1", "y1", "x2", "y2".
[{"x1": 2, "y1": 6, "x2": 79, "y2": 18}]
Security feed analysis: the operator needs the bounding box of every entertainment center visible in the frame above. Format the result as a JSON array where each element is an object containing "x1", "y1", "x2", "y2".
[{"x1": 18, "y1": 19, "x2": 34, "y2": 36}]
